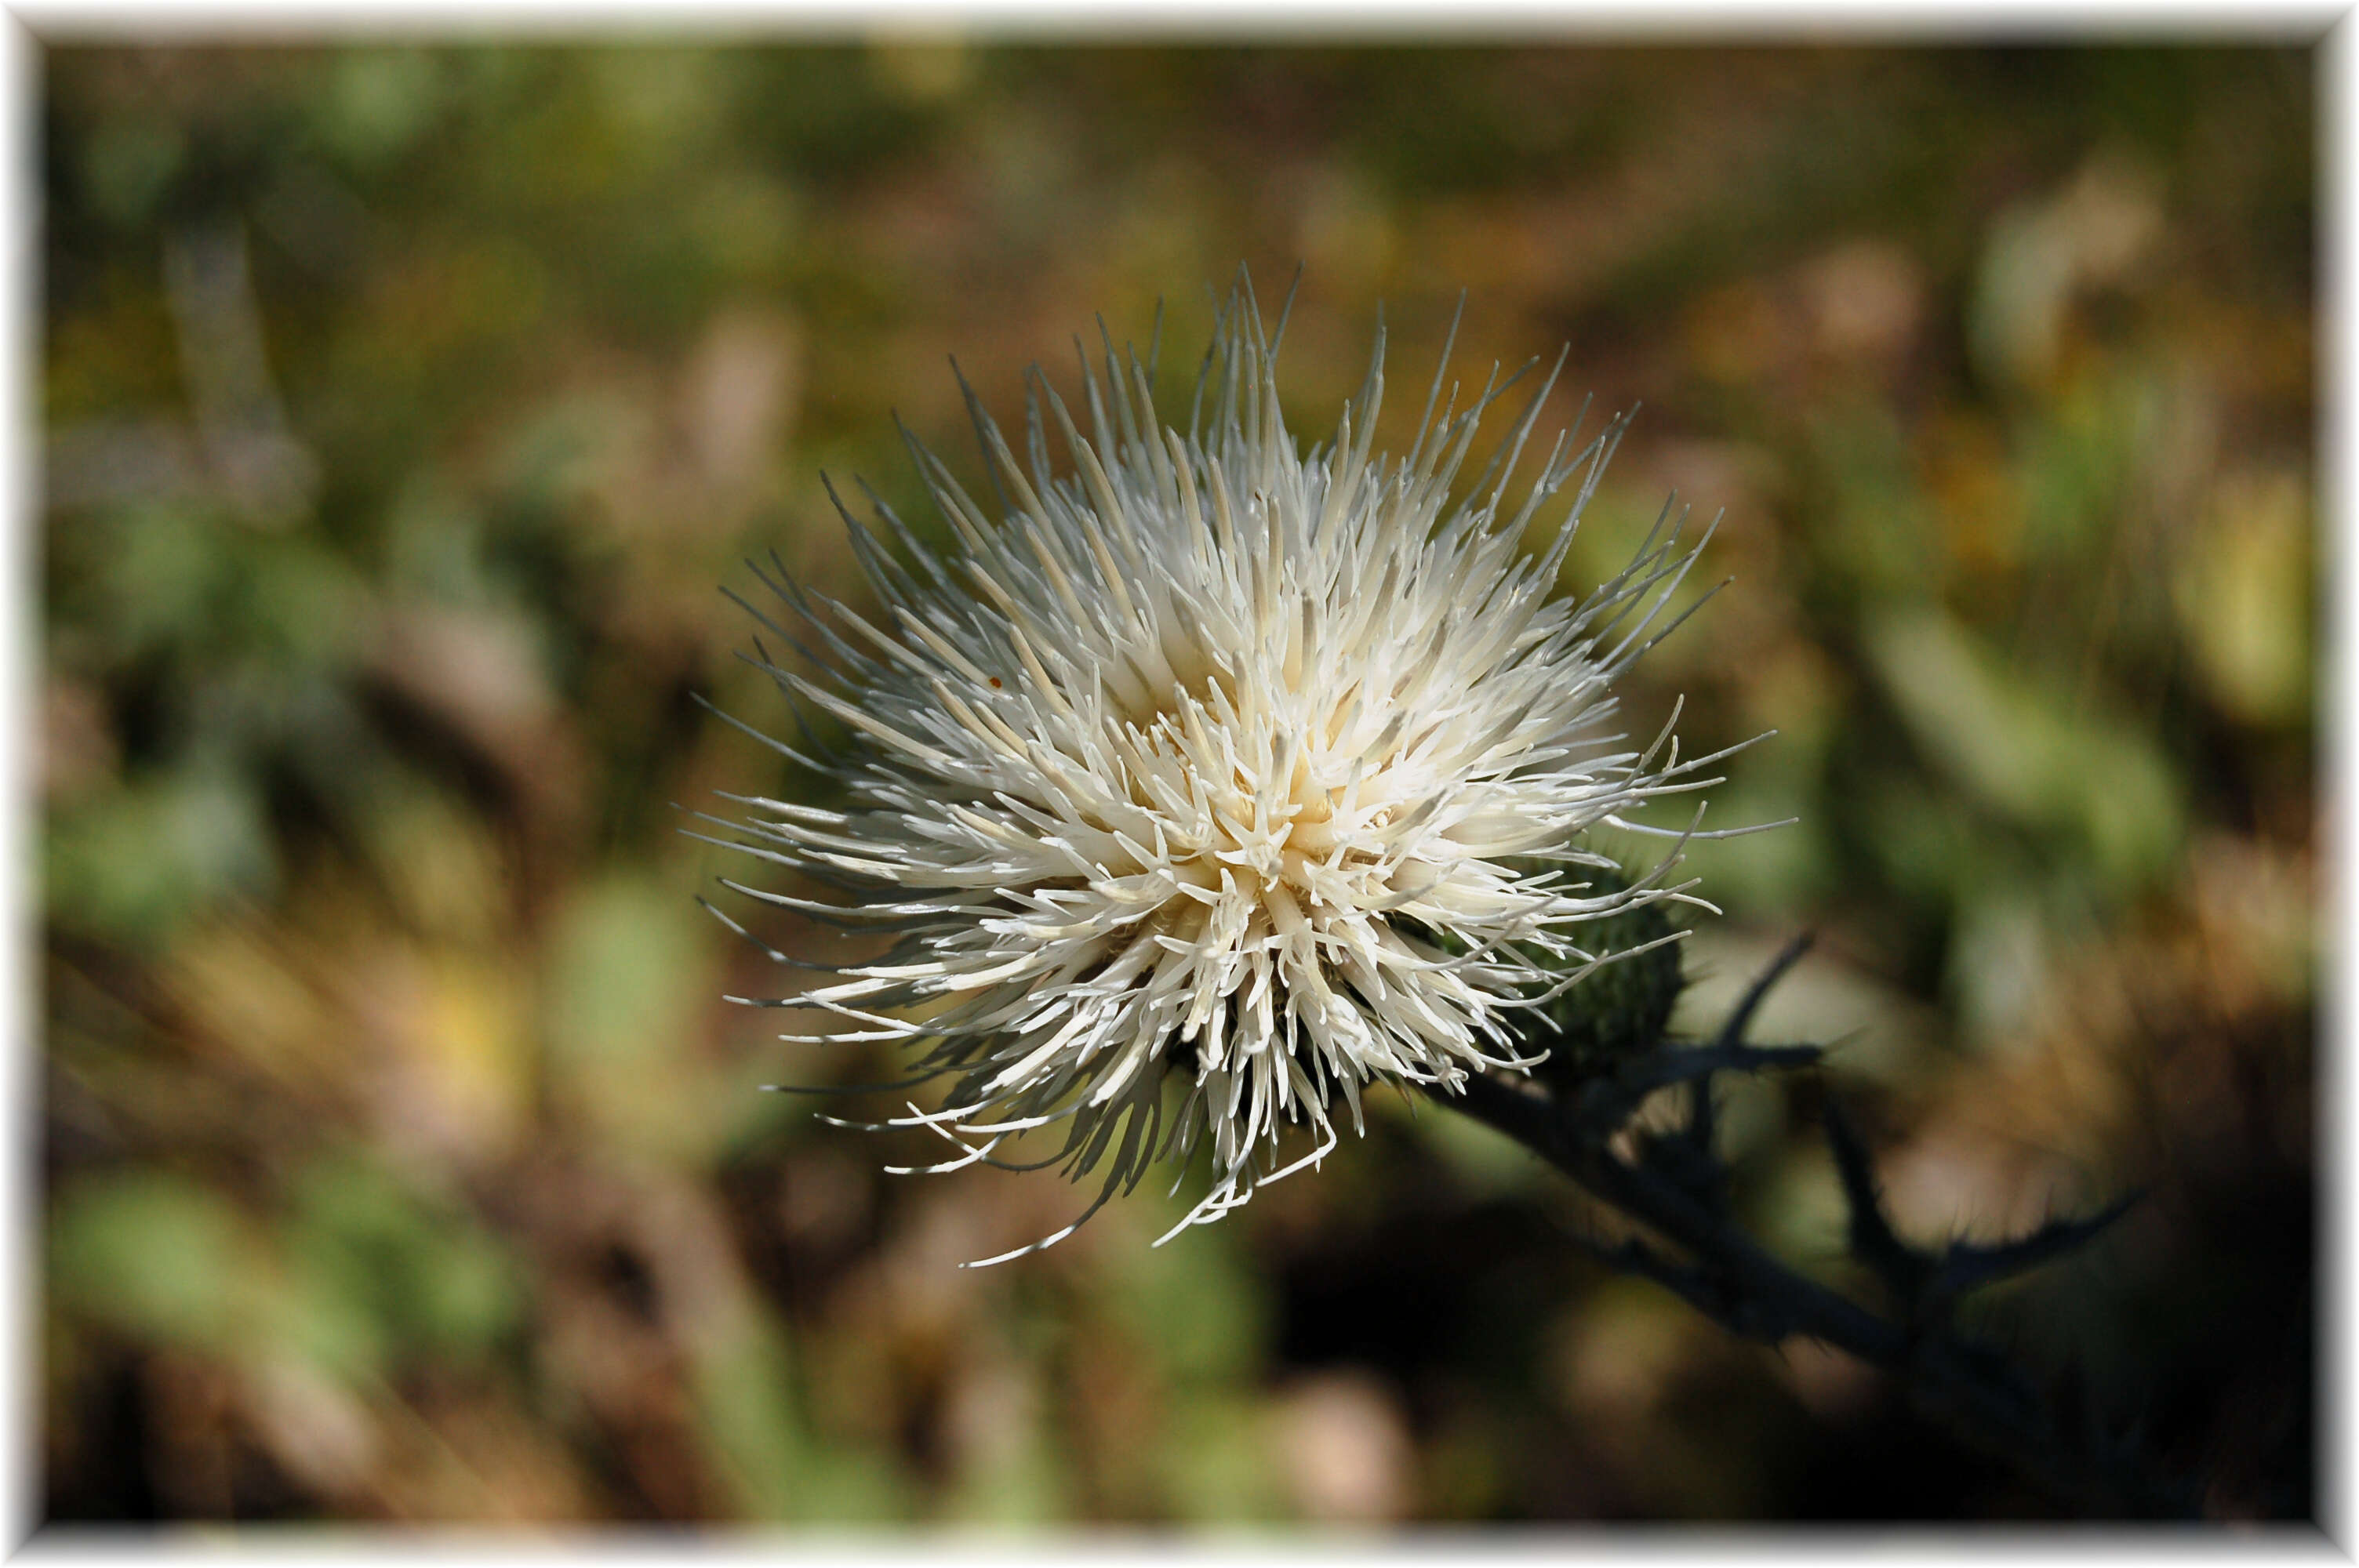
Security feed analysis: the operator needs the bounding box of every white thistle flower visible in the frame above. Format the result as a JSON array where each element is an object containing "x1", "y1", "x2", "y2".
[{"x1": 700, "y1": 278, "x2": 1751, "y2": 1265}]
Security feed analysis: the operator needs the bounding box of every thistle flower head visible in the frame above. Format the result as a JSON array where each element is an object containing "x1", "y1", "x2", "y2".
[{"x1": 703, "y1": 277, "x2": 1747, "y2": 1264}]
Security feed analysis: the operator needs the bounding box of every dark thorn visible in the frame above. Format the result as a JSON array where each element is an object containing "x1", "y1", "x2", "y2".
[
  {"x1": 1929, "y1": 1192, "x2": 2145, "y2": 1304},
  {"x1": 1613, "y1": 1040, "x2": 1824, "y2": 1101},
  {"x1": 1710, "y1": 931, "x2": 1816, "y2": 1052},
  {"x1": 1823, "y1": 1095, "x2": 1928, "y2": 1301}
]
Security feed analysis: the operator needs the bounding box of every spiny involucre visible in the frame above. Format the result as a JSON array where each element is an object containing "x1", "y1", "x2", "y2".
[{"x1": 700, "y1": 278, "x2": 1750, "y2": 1265}]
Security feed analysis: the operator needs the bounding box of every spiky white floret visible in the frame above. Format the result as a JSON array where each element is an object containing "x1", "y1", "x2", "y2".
[{"x1": 698, "y1": 281, "x2": 1750, "y2": 1265}]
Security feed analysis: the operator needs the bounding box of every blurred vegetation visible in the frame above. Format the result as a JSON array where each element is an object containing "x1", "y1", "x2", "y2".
[{"x1": 42, "y1": 42, "x2": 2314, "y2": 1523}]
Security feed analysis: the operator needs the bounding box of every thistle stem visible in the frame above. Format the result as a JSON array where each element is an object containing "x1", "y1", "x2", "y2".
[{"x1": 1435, "y1": 1054, "x2": 2198, "y2": 1519}]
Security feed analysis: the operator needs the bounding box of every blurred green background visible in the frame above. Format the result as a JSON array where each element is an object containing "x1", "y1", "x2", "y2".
[{"x1": 41, "y1": 42, "x2": 2314, "y2": 1523}]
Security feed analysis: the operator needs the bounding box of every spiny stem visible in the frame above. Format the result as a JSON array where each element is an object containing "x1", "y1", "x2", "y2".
[{"x1": 1433, "y1": 947, "x2": 2196, "y2": 1520}]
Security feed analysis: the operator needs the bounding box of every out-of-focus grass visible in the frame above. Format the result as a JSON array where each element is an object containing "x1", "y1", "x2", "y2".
[{"x1": 42, "y1": 43, "x2": 2313, "y2": 1523}]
